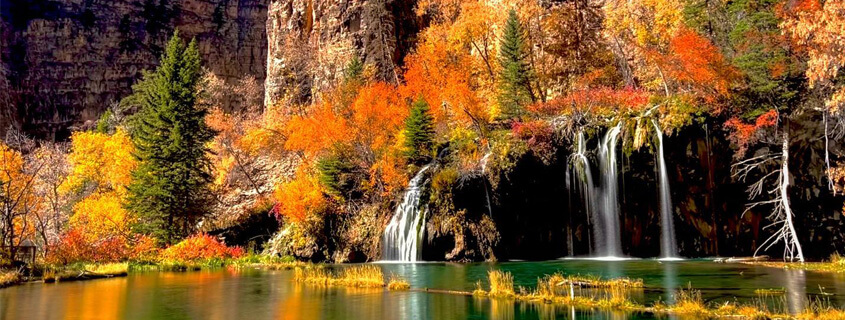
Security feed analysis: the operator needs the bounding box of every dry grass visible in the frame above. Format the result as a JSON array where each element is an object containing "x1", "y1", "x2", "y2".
[
  {"x1": 44, "y1": 262, "x2": 129, "y2": 283},
  {"x1": 0, "y1": 270, "x2": 20, "y2": 288},
  {"x1": 487, "y1": 270, "x2": 515, "y2": 298},
  {"x1": 387, "y1": 275, "x2": 410, "y2": 291},
  {"x1": 473, "y1": 280, "x2": 488, "y2": 296},
  {"x1": 744, "y1": 253, "x2": 845, "y2": 273},
  {"x1": 669, "y1": 286, "x2": 709, "y2": 316},
  {"x1": 294, "y1": 265, "x2": 396, "y2": 289},
  {"x1": 85, "y1": 262, "x2": 129, "y2": 276}
]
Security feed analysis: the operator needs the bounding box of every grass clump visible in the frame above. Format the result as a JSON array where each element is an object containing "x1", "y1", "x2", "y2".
[
  {"x1": 472, "y1": 280, "x2": 488, "y2": 297},
  {"x1": 85, "y1": 262, "x2": 129, "y2": 276},
  {"x1": 487, "y1": 270, "x2": 515, "y2": 298},
  {"x1": 294, "y1": 265, "x2": 395, "y2": 289},
  {"x1": 387, "y1": 275, "x2": 410, "y2": 291},
  {"x1": 0, "y1": 270, "x2": 21, "y2": 288},
  {"x1": 44, "y1": 262, "x2": 129, "y2": 282},
  {"x1": 669, "y1": 286, "x2": 709, "y2": 316}
]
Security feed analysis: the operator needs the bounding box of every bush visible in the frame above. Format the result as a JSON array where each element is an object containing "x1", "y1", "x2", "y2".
[
  {"x1": 45, "y1": 229, "x2": 156, "y2": 264},
  {"x1": 160, "y1": 234, "x2": 244, "y2": 263}
]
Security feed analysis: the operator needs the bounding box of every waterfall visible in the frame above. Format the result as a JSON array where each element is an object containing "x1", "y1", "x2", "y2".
[
  {"x1": 569, "y1": 131, "x2": 597, "y2": 254},
  {"x1": 596, "y1": 124, "x2": 623, "y2": 257},
  {"x1": 652, "y1": 120, "x2": 678, "y2": 259},
  {"x1": 382, "y1": 165, "x2": 431, "y2": 262}
]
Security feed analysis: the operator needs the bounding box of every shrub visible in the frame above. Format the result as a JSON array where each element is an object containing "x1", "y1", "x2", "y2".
[
  {"x1": 45, "y1": 228, "x2": 142, "y2": 264},
  {"x1": 160, "y1": 233, "x2": 244, "y2": 263}
]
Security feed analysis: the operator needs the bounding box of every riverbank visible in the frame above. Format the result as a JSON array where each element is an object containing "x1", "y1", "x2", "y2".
[
  {"x1": 0, "y1": 254, "x2": 304, "y2": 289},
  {"x1": 735, "y1": 254, "x2": 845, "y2": 274}
]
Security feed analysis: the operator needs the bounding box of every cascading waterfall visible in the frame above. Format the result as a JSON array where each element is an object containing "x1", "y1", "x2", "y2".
[
  {"x1": 652, "y1": 120, "x2": 679, "y2": 259},
  {"x1": 382, "y1": 165, "x2": 431, "y2": 261},
  {"x1": 597, "y1": 124, "x2": 623, "y2": 257},
  {"x1": 569, "y1": 131, "x2": 597, "y2": 254}
]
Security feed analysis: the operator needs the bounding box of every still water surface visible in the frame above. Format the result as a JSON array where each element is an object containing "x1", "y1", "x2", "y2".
[{"x1": 1, "y1": 260, "x2": 844, "y2": 319}]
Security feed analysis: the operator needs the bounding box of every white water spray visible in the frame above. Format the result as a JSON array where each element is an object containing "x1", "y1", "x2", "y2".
[
  {"x1": 652, "y1": 120, "x2": 679, "y2": 259},
  {"x1": 596, "y1": 124, "x2": 623, "y2": 257},
  {"x1": 382, "y1": 165, "x2": 431, "y2": 261}
]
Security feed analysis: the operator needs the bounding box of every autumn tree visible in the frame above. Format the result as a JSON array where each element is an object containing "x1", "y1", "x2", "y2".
[
  {"x1": 30, "y1": 142, "x2": 69, "y2": 253},
  {"x1": 124, "y1": 31, "x2": 215, "y2": 244},
  {"x1": 497, "y1": 9, "x2": 535, "y2": 120},
  {"x1": 55, "y1": 129, "x2": 139, "y2": 262},
  {"x1": 0, "y1": 133, "x2": 41, "y2": 262}
]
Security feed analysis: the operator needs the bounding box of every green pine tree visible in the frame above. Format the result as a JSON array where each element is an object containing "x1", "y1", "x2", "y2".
[
  {"x1": 123, "y1": 31, "x2": 215, "y2": 245},
  {"x1": 317, "y1": 151, "x2": 358, "y2": 198},
  {"x1": 344, "y1": 55, "x2": 364, "y2": 82},
  {"x1": 497, "y1": 9, "x2": 535, "y2": 120},
  {"x1": 403, "y1": 98, "x2": 435, "y2": 162}
]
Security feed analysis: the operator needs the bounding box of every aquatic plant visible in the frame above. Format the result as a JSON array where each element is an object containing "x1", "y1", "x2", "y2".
[
  {"x1": 293, "y1": 265, "x2": 394, "y2": 289},
  {"x1": 669, "y1": 286, "x2": 708, "y2": 315},
  {"x1": 387, "y1": 275, "x2": 410, "y2": 291},
  {"x1": 487, "y1": 270, "x2": 515, "y2": 298}
]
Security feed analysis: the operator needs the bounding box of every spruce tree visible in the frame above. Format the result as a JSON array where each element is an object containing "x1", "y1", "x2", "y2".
[
  {"x1": 497, "y1": 9, "x2": 534, "y2": 120},
  {"x1": 403, "y1": 98, "x2": 435, "y2": 162},
  {"x1": 124, "y1": 31, "x2": 215, "y2": 244}
]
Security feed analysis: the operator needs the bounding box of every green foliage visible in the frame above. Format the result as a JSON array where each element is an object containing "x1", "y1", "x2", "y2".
[
  {"x1": 403, "y1": 98, "x2": 435, "y2": 162},
  {"x1": 344, "y1": 55, "x2": 364, "y2": 82},
  {"x1": 95, "y1": 109, "x2": 113, "y2": 134},
  {"x1": 497, "y1": 9, "x2": 534, "y2": 120},
  {"x1": 124, "y1": 31, "x2": 215, "y2": 245},
  {"x1": 726, "y1": 0, "x2": 803, "y2": 116},
  {"x1": 316, "y1": 151, "x2": 359, "y2": 198}
]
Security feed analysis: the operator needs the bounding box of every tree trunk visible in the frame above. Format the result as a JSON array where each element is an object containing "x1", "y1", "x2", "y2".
[{"x1": 780, "y1": 130, "x2": 805, "y2": 262}]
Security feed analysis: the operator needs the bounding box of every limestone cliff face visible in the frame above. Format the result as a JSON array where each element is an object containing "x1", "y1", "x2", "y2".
[
  {"x1": 0, "y1": 0, "x2": 268, "y2": 139},
  {"x1": 264, "y1": 0, "x2": 422, "y2": 107}
]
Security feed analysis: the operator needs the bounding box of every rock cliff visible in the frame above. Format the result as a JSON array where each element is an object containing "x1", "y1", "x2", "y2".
[
  {"x1": 0, "y1": 0, "x2": 268, "y2": 139},
  {"x1": 264, "y1": 0, "x2": 422, "y2": 107}
]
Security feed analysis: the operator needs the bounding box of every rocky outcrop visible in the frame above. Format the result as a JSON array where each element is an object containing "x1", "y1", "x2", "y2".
[
  {"x1": 264, "y1": 0, "x2": 423, "y2": 107},
  {"x1": 1, "y1": 0, "x2": 268, "y2": 139}
]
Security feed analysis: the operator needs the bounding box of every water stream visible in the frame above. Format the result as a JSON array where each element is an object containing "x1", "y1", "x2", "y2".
[
  {"x1": 382, "y1": 165, "x2": 431, "y2": 262},
  {"x1": 653, "y1": 120, "x2": 679, "y2": 259},
  {"x1": 597, "y1": 124, "x2": 623, "y2": 257}
]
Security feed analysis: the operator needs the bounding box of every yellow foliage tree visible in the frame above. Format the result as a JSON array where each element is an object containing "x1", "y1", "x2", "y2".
[
  {"x1": 69, "y1": 192, "x2": 133, "y2": 241},
  {"x1": 0, "y1": 142, "x2": 40, "y2": 251},
  {"x1": 62, "y1": 129, "x2": 136, "y2": 195}
]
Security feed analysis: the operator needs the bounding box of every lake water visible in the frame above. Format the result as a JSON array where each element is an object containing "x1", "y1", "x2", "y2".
[{"x1": 1, "y1": 259, "x2": 843, "y2": 319}]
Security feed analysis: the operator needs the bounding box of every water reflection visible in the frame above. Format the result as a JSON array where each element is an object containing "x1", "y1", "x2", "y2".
[
  {"x1": 662, "y1": 261, "x2": 678, "y2": 304},
  {"x1": 783, "y1": 269, "x2": 807, "y2": 314},
  {"x1": 0, "y1": 261, "x2": 843, "y2": 320}
]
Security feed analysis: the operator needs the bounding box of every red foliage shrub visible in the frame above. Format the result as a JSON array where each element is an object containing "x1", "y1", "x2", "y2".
[
  {"x1": 45, "y1": 228, "x2": 152, "y2": 264},
  {"x1": 528, "y1": 87, "x2": 650, "y2": 116},
  {"x1": 724, "y1": 110, "x2": 779, "y2": 156},
  {"x1": 512, "y1": 120, "x2": 555, "y2": 157},
  {"x1": 160, "y1": 234, "x2": 244, "y2": 263}
]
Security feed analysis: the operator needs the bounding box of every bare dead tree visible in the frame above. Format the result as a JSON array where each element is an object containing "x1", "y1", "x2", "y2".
[
  {"x1": 732, "y1": 127, "x2": 805, "y2": 262},
  {"x1": 30, "y1": 141, "x2": 69, "y2": 256}
]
